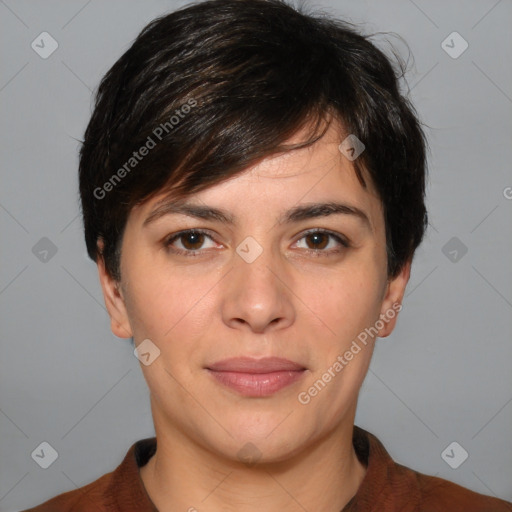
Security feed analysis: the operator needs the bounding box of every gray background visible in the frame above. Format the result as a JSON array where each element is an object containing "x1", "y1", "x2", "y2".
[{"x1": 1, "y1": 0, "x2": 511, "y2": 510}]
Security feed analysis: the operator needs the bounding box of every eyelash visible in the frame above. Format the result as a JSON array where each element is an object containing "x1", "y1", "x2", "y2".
[{"x1": 164, "y1": 229, "x2": 350, "y2": 258}]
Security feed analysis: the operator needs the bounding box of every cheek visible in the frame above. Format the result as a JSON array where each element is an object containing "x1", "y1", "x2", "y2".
[
  {"x1": 122, "y1": 261, "x2": 218, "y2": 345},
  {"x1": 306, "y1": 267, "x2": 384, "y2": 344},
  {"x1": 297, "y1": 271, "x2": 381, "y2": 418}
]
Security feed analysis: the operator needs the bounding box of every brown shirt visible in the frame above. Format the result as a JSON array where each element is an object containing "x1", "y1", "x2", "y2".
[{"x1": 21, "y1": 427, "x2": 512, "y2": 512}]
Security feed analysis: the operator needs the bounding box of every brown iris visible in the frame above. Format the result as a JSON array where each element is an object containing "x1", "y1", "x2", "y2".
[
  {"x1": 304, "y1": 232, "x2": 329, "y2": 250},
  {"x1": 180, "y1": 232, "x2": 206, "y2": 250}
]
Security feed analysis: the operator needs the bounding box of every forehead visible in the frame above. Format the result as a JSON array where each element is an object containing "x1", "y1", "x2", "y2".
[{"x1": 130, "y1": 120, "x2": 383, "y2": 232}]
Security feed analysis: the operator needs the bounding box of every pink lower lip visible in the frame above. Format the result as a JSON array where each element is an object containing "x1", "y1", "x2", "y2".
[{"x1": 208, "y1": 370, "x2": 305, "y2": 397}]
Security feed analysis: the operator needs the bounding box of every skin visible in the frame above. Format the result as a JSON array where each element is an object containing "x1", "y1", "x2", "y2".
[{"x1": 97, "y1": 119, "x2": 411, "y2": 512}]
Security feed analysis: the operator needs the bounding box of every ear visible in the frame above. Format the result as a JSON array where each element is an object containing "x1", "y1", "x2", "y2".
[
  {"x1": 96, "y1": 243, "x2": 133, "y2": 339},
  {"x1": 377, "y1": 259, "x2": 411, "y2": 338}
]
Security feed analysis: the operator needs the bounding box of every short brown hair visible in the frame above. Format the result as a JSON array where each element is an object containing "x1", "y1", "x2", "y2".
[{"x1": 79, "y1": 0, "x2": 428, "y2": 281}]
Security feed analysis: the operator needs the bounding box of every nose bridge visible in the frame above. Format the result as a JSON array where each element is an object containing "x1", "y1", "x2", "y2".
[
  {"x1": 221, "y1": 234, "x2": 294, "y2": 332},
  {"x1": 234, "y1": 234, "x2": 282, "y2": 298}
]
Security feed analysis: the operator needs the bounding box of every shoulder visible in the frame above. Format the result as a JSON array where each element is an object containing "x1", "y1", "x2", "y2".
[
  {"x1": 354, "y1": 427, "x2": 512, "y2": 511},
  {"x1": 18, "y1": 471, "x2": 113, "y2": 512},
  {"x1": 407, "y1": 466, "x2": 512, "y2": 511},
  {"x1": 18, "y1": 437, "x2": 156, "y2": 512}
]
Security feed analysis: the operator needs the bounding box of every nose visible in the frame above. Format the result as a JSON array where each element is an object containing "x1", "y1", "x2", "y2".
[{"x1": 220, "y1": 243, "x2": 295, "y2": 334}]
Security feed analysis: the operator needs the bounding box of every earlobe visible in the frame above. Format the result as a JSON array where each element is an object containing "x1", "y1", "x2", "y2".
[
  {"x1": 377, "y1": 260, "x2": 411, "y2": 338},
  {"x1": 96, "y1": 251, "x2": 133, "y2": 339}
]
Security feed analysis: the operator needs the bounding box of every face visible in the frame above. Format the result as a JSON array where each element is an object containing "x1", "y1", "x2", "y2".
[{"x1": 98, "y1": 120, "x2": 410, "y2": 463}]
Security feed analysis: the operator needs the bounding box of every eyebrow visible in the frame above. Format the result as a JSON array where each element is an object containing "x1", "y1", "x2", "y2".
[{"x1": 143, "y1": 200, "x2": 372, "y2": 230}]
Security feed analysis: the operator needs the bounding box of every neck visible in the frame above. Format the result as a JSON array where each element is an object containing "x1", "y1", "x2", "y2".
[{"x1": 140, "y1": 410, "x2": 366, "y2": 512}]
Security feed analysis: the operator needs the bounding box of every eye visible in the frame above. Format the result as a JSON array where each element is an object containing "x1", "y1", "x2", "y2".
[
  {"x1": 165, "y1": 229, "x2": 219, "y2": 256},
  {"x1": 294, "y1": 229, "x2": 349, "y2": 255},
  {"x1": 164, "y1": 228, "x2": 350, "y2": 258}
]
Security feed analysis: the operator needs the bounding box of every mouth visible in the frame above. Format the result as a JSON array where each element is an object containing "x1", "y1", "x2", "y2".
[{"x1": 206, "y1": 357, "x2": 307, "y2": 397}]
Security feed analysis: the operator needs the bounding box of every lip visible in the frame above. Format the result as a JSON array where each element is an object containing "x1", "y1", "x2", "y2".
[
  {"x1": 206, "y1": 357, "x2": 306, "y2": 397},
  {"x1": 208, "y1": 357, "x2": 305, "y2": 373}
]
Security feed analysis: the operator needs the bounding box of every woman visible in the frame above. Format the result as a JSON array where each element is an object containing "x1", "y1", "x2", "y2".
[{"x1": 23, "y1": 0, "x2": 512, "y2": 510}]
